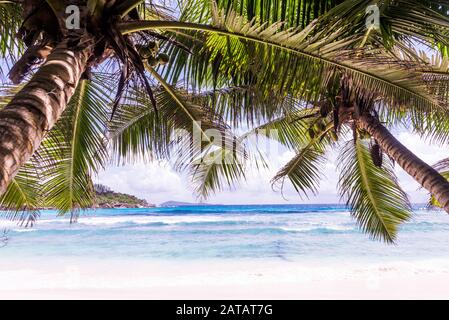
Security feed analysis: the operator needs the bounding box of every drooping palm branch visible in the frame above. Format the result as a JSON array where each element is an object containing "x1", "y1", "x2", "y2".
[{"x1": 338, "y1": 138, "x2": 411, "y2": 243}]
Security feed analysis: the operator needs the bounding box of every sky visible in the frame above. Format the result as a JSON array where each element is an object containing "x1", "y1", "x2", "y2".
[{"x1": 96, "y1": 129, "x2": 449, "y2": 206}]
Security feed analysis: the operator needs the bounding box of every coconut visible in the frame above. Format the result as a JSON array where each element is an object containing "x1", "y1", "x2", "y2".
[
  {"x1": 308, "y1": 128, "x2": 316, "y2": 139},
  {"x1": 157, "y1": 53, "x2": 170, "y2": 65},
  {"x1": 147, "y1": 41, "x2": 159, "y2": 53},
  {"x1": 370, "y1": 142, "x2": 383, "y2": 167},
  {"x1": 147, "y1": 56, "x2": 159, "y2": 67}
]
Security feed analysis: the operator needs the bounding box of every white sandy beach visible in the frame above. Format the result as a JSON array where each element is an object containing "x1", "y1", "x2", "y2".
[{"x1": 1, "y1": 257, "x2": 449, "y2": 299}]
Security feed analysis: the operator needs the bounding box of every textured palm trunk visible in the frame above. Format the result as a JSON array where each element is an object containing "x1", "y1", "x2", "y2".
[
  {"x1": 358, "y1": 113, "x2": 449, "y2": 213},
  {"x1": 0, "y1": 41, "x2": 92, "y2": 194}
]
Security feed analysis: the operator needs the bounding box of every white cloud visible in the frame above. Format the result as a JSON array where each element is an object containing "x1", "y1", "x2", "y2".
[{"x1": 95, "y1": 161, "x2": 193, "y2": 205}]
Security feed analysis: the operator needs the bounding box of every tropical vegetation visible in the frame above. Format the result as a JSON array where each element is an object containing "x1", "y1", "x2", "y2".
[
  {"x1": 1, "y1": 0, "x2": 449, "y2": 242},
  {"x1": 93, "y1": 184, "x2": 153, "y2": 208}
]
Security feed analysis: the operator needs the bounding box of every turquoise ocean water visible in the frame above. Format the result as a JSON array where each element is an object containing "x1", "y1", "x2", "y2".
[{"x1": 1, "y1": 204, "x2": 449, "y2": 262}]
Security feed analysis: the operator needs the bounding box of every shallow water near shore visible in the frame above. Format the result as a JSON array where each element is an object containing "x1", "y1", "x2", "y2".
[
  {"x1": 2, "y1": 204, "x2": 449, "y2": 299},
  {"x1": 1, "y1": 204, "x2": 448, "y2": 263}
]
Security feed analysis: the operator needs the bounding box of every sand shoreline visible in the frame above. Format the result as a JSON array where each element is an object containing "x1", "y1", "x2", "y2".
[{"x1": 1, "y1": 257, "x2": 449, "y2": 299}]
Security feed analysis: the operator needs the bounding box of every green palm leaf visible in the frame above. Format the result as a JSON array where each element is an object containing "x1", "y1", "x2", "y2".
[
  {"x1": 108, "y1": 86, "x2": 177, "y2": 164},
  {"x1": 191, "y1": 104, "x2": 341, "y2": 199},
  {"x1": 319, "y1": 0, "x2": 449, "y2": 53},
  {"x1": 189, "y1": 86, "x2": 299, "y2": 127},
  {"x1": 109, "y1": 80, "x2": 235, "y2": 169},
  {"x1": 338, "y1": 138, "x2": 411, "y2": 243},
  {"x1": 146, "y1": 67, "x2": 236, "y2": 169},
  {"x1": 40, "y1": 78, "x2": 109, "y2": 219},
  {"x1": 120, "y1": 3, "x2": 448, "y2": 118},
  {"x1": 0, "y1": 1, "x2": 23, "y2": 71},
  {"x1": 249, "y1": 107, "x2": 318, "y2": 149},
  {"x1": 0, "y1": 162, "x2": 41, "y2": 226},
  {"x1": 190, "y1": 146, "x2": 249, "y2": 199},
  {"x1": 181, "y1": 0, "x2": 342, "y2": 29},
  {"x1": 189, "y1": 106, "x2": 318, "y2": 198},
  {"x1": 271, "y1": 127, "x2": 331, "y2": 199}
]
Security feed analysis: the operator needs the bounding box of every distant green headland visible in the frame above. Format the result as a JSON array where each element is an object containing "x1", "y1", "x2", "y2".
[{"x1": 93, "y1": 184, "x2": 155, "y2": 209}]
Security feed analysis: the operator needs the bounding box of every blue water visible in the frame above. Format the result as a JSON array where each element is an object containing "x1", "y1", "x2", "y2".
[{"x1": 1, "y1": 204, "x2": 449, "y2": 262}]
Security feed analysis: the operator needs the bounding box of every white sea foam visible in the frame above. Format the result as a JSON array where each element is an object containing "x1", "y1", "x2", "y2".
[
  {"x1": 54, "y1": 213, "x2": 303, "y2": 226},
  {"x1": 12, "y1": 229, "x2": 37, "y2": 233},
  {"x1": 280, "y1": 224, "x2": 353, "y2": 232},
  {"x1": 0, "y1": 220, "x2": 20, "y2": 228},
  {"x1": 40, "y1": 214, "x2": 255, "y2": 226},
  {"x1": 18, "y1": 211, "x2": 356, "y2": 232}
]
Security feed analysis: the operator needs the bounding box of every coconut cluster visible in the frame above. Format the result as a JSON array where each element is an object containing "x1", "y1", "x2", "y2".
[
  {"x1": 137, "y1": 41, "x2": 170, "y2": 67},
  {"x1": 308, "y1": 103, "x2": 338, "y2": 142}
]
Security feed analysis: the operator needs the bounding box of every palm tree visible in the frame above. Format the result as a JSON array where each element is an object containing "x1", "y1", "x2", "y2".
[{"x1": 1, "y1": 0, "x2": 449, "y2": 242}]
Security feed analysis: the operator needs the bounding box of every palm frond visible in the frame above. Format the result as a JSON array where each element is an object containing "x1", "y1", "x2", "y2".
[
  {"x1": 190, "y1": 144, "x2": 249, "y2": 199},
  {"x1": 248, "y1": 107, "x2": 319, "y2": 149},
  {"x1": 0, "y1": 83, "x2": 22, "y2": 107},
  {"x1": 40, "y1": 78, "x2": 109, "y2": 219},
  {"x1": 162, "y1": 0, "x2": 342, "y2": 90},
  {"x1": 109, "y1": 80, "x2": 235, "y2": 165},
  {"x1": 189, "y1": 85, "x2": 299, "y2": 127},
  {"x1": 271, "y1": 123, "x2": 332, "y2": 198},
  {"x1": 147, "y1": 67, "x2": 236, "y2": 169},
  {"x1": 181, "y1": 0, "x2": 343, "y2": 29},
  {"x1": 187, "y1": 105, "x2": 319, "y2": 198},
  {"x1": 338, "y1": 138, "x2": 411, "y2": 243},
  {"x1": 120, "y1": 3, "x2": 448, "y2": 120},
  {"x1": 0, "y1": 1, "x2": 23, "y2": 78},
  {"x1": 0, "y1": 1, "x2": 21, "y2": 50},
  {"x1": 108, "y1": 86, "x2": 175, "y2": 164},
  {"x1": 315, "y1": 0, "x2": 449, "y2": 51},
  {"x1": 0, "y1": 162, "x2": 41, "y2": 227}
]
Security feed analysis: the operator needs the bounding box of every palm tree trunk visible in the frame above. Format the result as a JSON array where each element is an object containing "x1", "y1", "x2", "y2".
[
  {"x1": 0, "y1": 40, "x2": 92, "y2": 194},
  {"x1": 357, "y1": 113, "x2": 449, "y2": 213}
]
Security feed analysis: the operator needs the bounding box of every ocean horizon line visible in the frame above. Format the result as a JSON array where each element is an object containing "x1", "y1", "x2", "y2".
[{"x1": 80, "y1": 202, "x2": 433, "y2": 208}]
